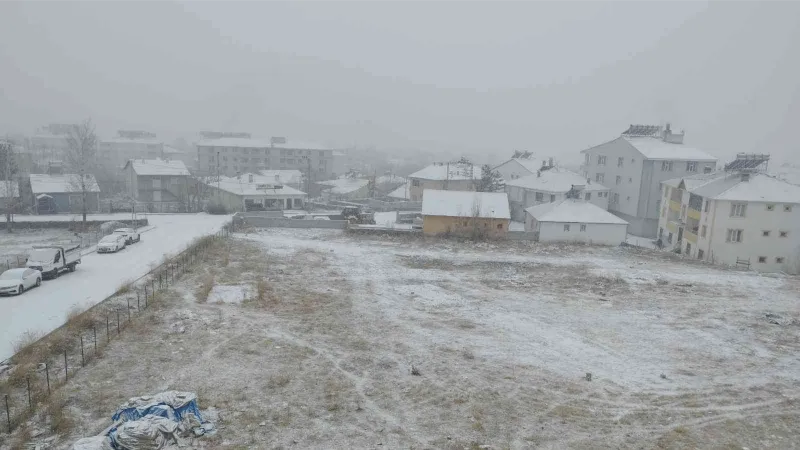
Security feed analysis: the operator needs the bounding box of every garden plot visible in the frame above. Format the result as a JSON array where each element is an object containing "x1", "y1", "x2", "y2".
[{"x1": 3, "y1": 228, "x2": 798, "y2": 450}]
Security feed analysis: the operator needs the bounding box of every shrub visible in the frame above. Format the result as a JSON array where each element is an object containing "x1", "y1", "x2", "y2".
[{"x1": 206, "y1": 203, "x2": 228, "y2": 215}]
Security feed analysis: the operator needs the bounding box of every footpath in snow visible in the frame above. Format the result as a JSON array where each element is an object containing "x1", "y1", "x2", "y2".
[{"x1": 0, "y1": 214, "x2": 231, "y2": 361}]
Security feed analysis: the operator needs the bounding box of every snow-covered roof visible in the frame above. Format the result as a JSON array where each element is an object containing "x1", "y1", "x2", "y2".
[
  {"x1": 162, "y1": 145, "x2": 187, "y2": 155},
  {"x1": 126, "y1": 159, "x2": 190, "y2": 176},
  {"x1": 317, "y1": 177, "x2": 370, "y2": 194},
  {"x1": 376, "y1": 174, "x2": 406, "y2": 185},
  {"x1": 215, "y1": 175, "x2": 306, "y2": 197},
  {"x1": 526, "y1": 199, "x2": 628, "y2": 224},
  {"x1": 196, "y1": 137, "x2": 331, "y2": 150},
  {"x1": 622, "y1": 137, "x2": 717, "y2": 161},
  {"x1": 387, "y1": 183, "x2": 410, "y2": 200},
  {"x1": 689, "y1": 172, "x2": 800, "y2": 203},
  {"x1": 422, "y1": 190, "x2": 510, "y2": 219},
  {"x1": 258, "y1": 170, "x2": 303, "y2": 184},
  {"x1": 506, "y1": 168, "x2": 607, "y2": 193},
  {"x1": 493, "y1": 157, "x2": 545, "y2": 174},
  {"x1": 29, "y1": 173, "x2": 101, "y2": 194},
  {"x1": 0, "y1": 181, "x2": 20, "y2": 198},
  {"x1": 102, "y1": 137, "x2": 162, "y2": 145},
  {"x1": 409, "y1": 163, "x2": 481, "y2": 181}
]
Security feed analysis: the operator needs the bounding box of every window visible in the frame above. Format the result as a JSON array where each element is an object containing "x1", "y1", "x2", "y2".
[
  {"x1": 698, "y1": 249, "x2": 704, "y2": 260},
  {"x1": 613, "y1": 193, "x2": 619, "y2": 204},
  {"x1": 667, "y1": 232, "x2": 673, "y2": 243},
  {"x1": 776, "y1": 257, "x2": 785, "y2": 264},
  {"x1": 766, "y1": 204, "x2": 775, "y2": 211},
  {"x1": 661, "y1": 207, "x2": 666, "y2": 218},
  {"x1": 661, "y1": 161, "x2": 673, "y2": 171},
  {"x1": 704, "y1": 200, "x2": 709, "y2": 212},
  {"x1": 726, "y1": 229, "x2": 743, "y2": 243},
  {"x1": 595, "y1": 173, "x2": 604, "y2": 183},
  {"x1": 616, "y1": 175, "x2": 621, "y2": 185},
  {"x1": 785, "y1": 205, "x2": 793, "y2": 212},
  {"x1": 564, "y1": 224, "x2": 570, "y2": 232},
  {"x1": 580, "y1": 224, "x2": 587, "y2": 232},
  {"x1": 550, "y1": 195, "x2": 556, "y2": 203},
  {"x1": 686, "y1": 161, "x2": 698, "y2": 172},
  {"x1": 758, "y1": 256, "x2": 767, "y2": 263},
  {"x1": 585, "y1": 193, "x2": 591, "y2": 201},
  {"x1": 628, "y1": 178, "x2": 632, "y2": 183},
  {"x1": 597, "y1": 155, "x2": 607, "y2": 165},
  {"x1": 584, "y1": 154, "x2": 590, "y2": 164},
  {"x1": 411, "y1": 179, "x2": 420, "y2": 187},
  {"x1": 659, "y1": 227, "x2": 664, "y2": 238},
  {"x1": 631, "y1": 158, "x2": 636, "y2": 164},
  {"x1": 497, "y1": 223, "x2": 503, "y2": 230},
  {"x1": 780, "y1": 231, "x2": 789, "y2": 238},
  {"x1": 763, "y1": 230, "x2": 771, "y2": 237},
  {"x1": 701, "y1": 225, "x2": 707, "y2": 238},
  {"x1": 627, "y1": 196, "x2": 631, "y2": 202},
  {"x1": 617, "y1": 157, "x2": 624, "y2": 167},
  {"x1": 730, "y1": 203, "x2": 746, "y2": 217},
  {"x1": 703, "y1": 166, "x2": 713, "y2": 174}
]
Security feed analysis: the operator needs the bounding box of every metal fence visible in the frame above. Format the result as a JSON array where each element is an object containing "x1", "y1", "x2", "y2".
[{"x1": 0, "y1": 222, "x2": 235, "y2": 434}]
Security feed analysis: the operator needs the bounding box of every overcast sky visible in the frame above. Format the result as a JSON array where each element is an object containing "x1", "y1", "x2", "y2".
[{"x1": 1, "y1": 1, "x2": 798, "y2": 164}]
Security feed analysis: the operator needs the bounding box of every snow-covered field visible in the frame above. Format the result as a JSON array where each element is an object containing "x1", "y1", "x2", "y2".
[
  {"x1": 17, "y1": 228, "x2": 798, "y2": 449},
  {"x1": 0, "y1": 214, "x2": 230, "y2": 361}
]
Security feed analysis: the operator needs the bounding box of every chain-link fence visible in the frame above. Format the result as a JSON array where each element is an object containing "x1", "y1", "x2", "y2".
[{"x1": 0, "y1": 222, "x2": 235, "y2": 434}]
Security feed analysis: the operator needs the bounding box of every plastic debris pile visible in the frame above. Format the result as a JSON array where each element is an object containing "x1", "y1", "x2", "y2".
[{"x1": 72, "y1": 391, "x2": 216, "y2": 450}]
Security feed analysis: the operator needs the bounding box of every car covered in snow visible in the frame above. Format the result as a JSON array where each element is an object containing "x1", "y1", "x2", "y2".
[
  {"x1": 0, "y1": 268, "x2": 42, "y2": 295},
  {"x1": 112, "y1": 228, "x2": 141, "y2": 244},
  {"x1": 97, "y1": 234, "x2": 127, "y2": 253}
]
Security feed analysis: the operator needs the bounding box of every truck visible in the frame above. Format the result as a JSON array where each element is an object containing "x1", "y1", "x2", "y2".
[{"x1": 25, "y1": 245, "x2": 82, "y2": 280}]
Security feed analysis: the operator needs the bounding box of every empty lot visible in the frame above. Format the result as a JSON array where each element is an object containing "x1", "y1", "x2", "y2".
[{"x1": 4, "y1": 228, "x2": 798, "y2": 449}]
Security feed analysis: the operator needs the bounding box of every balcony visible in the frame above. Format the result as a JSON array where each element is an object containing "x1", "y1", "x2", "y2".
[
  {"x1": 666, "y1": 221, "x2": 678, "y2": 234},
  {"x1": 685, "y1": 230, "x2": 698, "y2": 244},
  {"x1": 669, "y1": 200, "x2": 682, "y2": 212},
  {"x1": 687, "y1": 207, "x2": 701, "y2": 221}
]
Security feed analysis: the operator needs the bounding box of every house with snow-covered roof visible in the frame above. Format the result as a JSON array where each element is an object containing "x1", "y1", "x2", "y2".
[
  {"x1": 407, "y1": 161, "x2": 481, "y2": 202},
  {"x1": 492, "y1": 156, "x2": 544, "y2": 182},
  {"x1": 658, "y1": 154, "x2": 800, "y2": 273},
  {"x1": 525, "y1": 198, "x2": 628, "y2": 245},
  {"x1": 29, "y1": 173, "x2": 101, "y2": 214},
  {"x1": 581, "y1": 124, "x2": 718, "y2": 238},
  {"x1": 123, "y1": 159, "x2": 190, "y2": 212},
  {"x1": 421, "y1": 189, "x2": 510, "y2": 238},
  {"x1": 207, "y1": 173, "x2": 307, "y2": 212},
  {"x1": 504, "y1": 166, "x2": 610, "y2": 221}
]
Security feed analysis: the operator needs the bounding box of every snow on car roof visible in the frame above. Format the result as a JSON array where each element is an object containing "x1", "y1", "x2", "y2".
[{"x1": 422, "y1": 190, "x2": 510, "y2": 219}]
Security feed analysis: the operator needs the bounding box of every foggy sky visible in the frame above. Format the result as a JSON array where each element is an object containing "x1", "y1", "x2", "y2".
[{"x1": 1, "y1": 1, "x2": 799, "y2": 165}]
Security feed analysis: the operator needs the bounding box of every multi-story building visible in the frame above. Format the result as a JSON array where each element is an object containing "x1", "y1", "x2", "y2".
[
  {"x1": 581, "y1": 124, "x2": 717, "y2": 237},
  {"x1": 98, "y1": 131, "x2": 163, "y2": 169},
  {"x1": 504, "y1": 166, "x2": 610, "y2": 221},
  {"x1": 195, "y1": 136, "x2": 340, "y2": 180},
  {"x1": 407, "y1": 161, "x2": 481, "y2": 202},
  {"x1": 658, "y1": 154, "x2": 800, "y2": 273},
  {"x1": 122, "y1": 159, "x2": 190, "y2": 212},
  {"x1": 26, "y1": 124, "x2": 74, "y2": 167}
]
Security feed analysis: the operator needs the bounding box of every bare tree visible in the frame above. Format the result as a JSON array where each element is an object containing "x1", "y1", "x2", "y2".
[
  {"x1": 188, "y1": 174, "x2": 216, "y2": 213},
  {"x1": 1, "y1": 140, "x2": 19, "y2": 233},
  {"x1": 65, "y1": 119, "x2": 98, "y2": 225}
]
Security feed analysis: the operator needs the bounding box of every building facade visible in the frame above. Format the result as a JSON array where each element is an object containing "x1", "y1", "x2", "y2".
[
  {"x1": 657, "y1": 159, "x2": 800, "y2": 273},
  {"x1": 493, "y1": 157, "x2": 543, "y2": 182},
  {"x1": 525, "y1": 198, "x2": 628, "y2": 245},
  {"x1": 581, "y1": 124, "x2": 717, "y2": 238},
  {"x1": 207, "y1": 174, "x2": 307, "y2": 212},
  {"x1": 195, "y1": 137, "x2": 340, "y2": 179},
  {"x1": 408, "y1": 162, "x2": 481, "y2": 202},
  {"x1": 421, "y1": 190, "x2": 510, "y2": 238},
  {"x1": 29, "y1": 173, "x2": 101, "y2": 214},
  {"x1": 123, "y1": 159, "x2": 190, "y2": 212},
  {"x1": 504, "y1": 167, "x2": 610, "y2": 221}
]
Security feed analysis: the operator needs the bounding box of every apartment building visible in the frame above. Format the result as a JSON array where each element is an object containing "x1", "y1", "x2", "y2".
[
  {"x1": 122, "y1": 159, "x2": 190, "y2": 212},
  {"x1": 658, "y1": 154, "x2": 800, "y2": 273},
  {"x1": 407, "y1": 162, "x2": 481, "y2": 202},
  {"x1": 195, "y1": 136, "x2": 340, "y2": 179},
  {"x1": 99, "y1": 131, "x2": 164, "y2": 169},
  {"x1": 581, "y1": 124, "x2": 717, "y2": 238},
  {"x1": 504, "y1": 167, "x2": 610, "y2": 221}
]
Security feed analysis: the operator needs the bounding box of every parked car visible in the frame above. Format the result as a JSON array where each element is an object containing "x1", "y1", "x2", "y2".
[
  {"x1": 313, "y1": 216, "x2": 331, "y2": 220},
  {"x1": 112, "y1": 228, "x2": 141, "y2": 244},
  {"x1": 0, "y1": 268, "x2": 42, "y2": 295},
  {"x1": 97, "y1": 234, "x2": 127, "y2": 253},
  {"x1": 26, "y1": 245, "x2": 81, "y2": 279}
]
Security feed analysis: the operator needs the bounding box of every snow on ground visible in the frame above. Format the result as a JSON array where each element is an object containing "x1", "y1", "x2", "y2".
[
  {"x1": 0, "y1": 214, "x2": 230, "y2": 361},
  {"x1": 8, "y1": 213, "x2": 147, "y2": 223},
  {"x1": 626, "y1": 233, "x2": 658, "y2": 249}
]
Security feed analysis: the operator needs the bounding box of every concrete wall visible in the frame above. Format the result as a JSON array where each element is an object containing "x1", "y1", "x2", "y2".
[
  {"x1": 243, "y1": 217, "x2": 348, "y2": 229},
  {"x1": 534, "y1": 220, "x2": 627, "y2": 245},
  {"x1": 409, "y1": 179, "x2": 474, "y2": 202},
  {"x1": 422, "y1": 215, "x2": 509, "y2": 238}
]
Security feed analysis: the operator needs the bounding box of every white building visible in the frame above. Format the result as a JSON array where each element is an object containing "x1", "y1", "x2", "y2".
[
  {"x1": 658, "y1": 155, "x2": 800, "y2": 273},
  {"x1": 504, "y1": 167, "x2": 610, "y2": 221},
  {"x1": 208, "y1": 174, "x2": 306, "y2": 212},
  {"x1": 493, "y1": 156, "x2": 543, "y2": 182},
  {"x1": 408, "y1": 162, "x2": 481, "y2": 202},
  {"x1": 525, "y1": 198, "x2": 628, "y2": 245},
  {"x1": 581, "y1": 124, "x2": 718, "y2": 238},
  {"x1": 317, "y1": 177, "x2": 371, "y2": 201}
]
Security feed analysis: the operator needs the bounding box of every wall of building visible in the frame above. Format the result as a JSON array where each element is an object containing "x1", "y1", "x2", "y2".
[
  {"x1": 244, "y1": 217, "x2": 348, "y2": 229},
  {"x1": 409, "y1": 179, "x2": 475, "y2": 202},
  {"x1": 507, "y1": 186, "x2": 610, "y2": 222},
  {"x1": 37, "y1": 192, "x2": 100, "y2": 214},
  {"x1": 197, "y1": 145, "x2": 335, "y2": 179},
  {"x1": 422, "y1": 215, "x2": 509, "y2": 238},
  {"x1": 529, "y1": 219, "x2": 627, "y2": 245},
  {"x1": 209, "y1": 186, "x2": 304, "y2": 213},
  {"x1": 582, "y1": 139, "x2": 643, "y2": 219},
  {"x1": 494, "y1": 160, "x2": 535, "y2": 182}
]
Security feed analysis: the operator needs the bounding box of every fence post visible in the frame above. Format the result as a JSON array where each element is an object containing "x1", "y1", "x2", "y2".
[
  {"x1": 45, "y1": 363, "x2": 51, "y2": 395},
  {"x1": 93, "y1": 325, "x2": 97, "y2": 353},
  {"x1": 137, "y1": 291, "x2": 140, "y2": 311},
  {"x1": 64, "y1": 350, "x2": 68, "y2": 382},
  {"x1": 116, "y1": 311, "x2": 120, "y2": 334},
  {"x1": 4, "y1": 394, "x2": 10, "y2": 433},
  {"x1": 106, "y1": 315, "x2": 110, "y2": 342},
  {"x1": 144, "y1": 285, "x2": 148, "y2": 308},
  {"x1": 80, "y1": 335, "x2": 85, "y2": 367},
  {"x1": 27, "y1": 377, "x2": 32, "y2": 410},
  {"x1": 127, "y1": 297, "x2": 131, "y2": 321}
]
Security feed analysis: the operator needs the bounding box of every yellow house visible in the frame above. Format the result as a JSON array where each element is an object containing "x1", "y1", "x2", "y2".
[{"x1": 421, "y1": 190, "x2": 511, "y2": 238}]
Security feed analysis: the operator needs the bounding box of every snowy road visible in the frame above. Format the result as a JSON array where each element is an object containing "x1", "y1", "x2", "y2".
[{"x1": 0, "y1": 214, "x2": 230, "y2": 361}]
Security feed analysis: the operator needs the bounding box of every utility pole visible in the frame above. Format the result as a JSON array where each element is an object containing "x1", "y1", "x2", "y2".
[{"x1": 216, "y1": 151, "x2": 220, "y2": 202}]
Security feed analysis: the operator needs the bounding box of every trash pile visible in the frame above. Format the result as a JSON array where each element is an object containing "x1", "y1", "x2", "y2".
[{"x1": 72, "y1": 391, "x2": 216, "y2": 450}]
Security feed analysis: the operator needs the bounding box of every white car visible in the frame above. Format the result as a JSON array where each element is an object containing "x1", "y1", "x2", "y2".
[
  {"x1": 0, "y1": 268, "x2": 42, "y2": 295},
  {"x1": 113, "y1": 228, "x2": 141, "y2": 244},
  {"x1": 97, "y1": 234, "x2": 127, "y2": 253}
]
